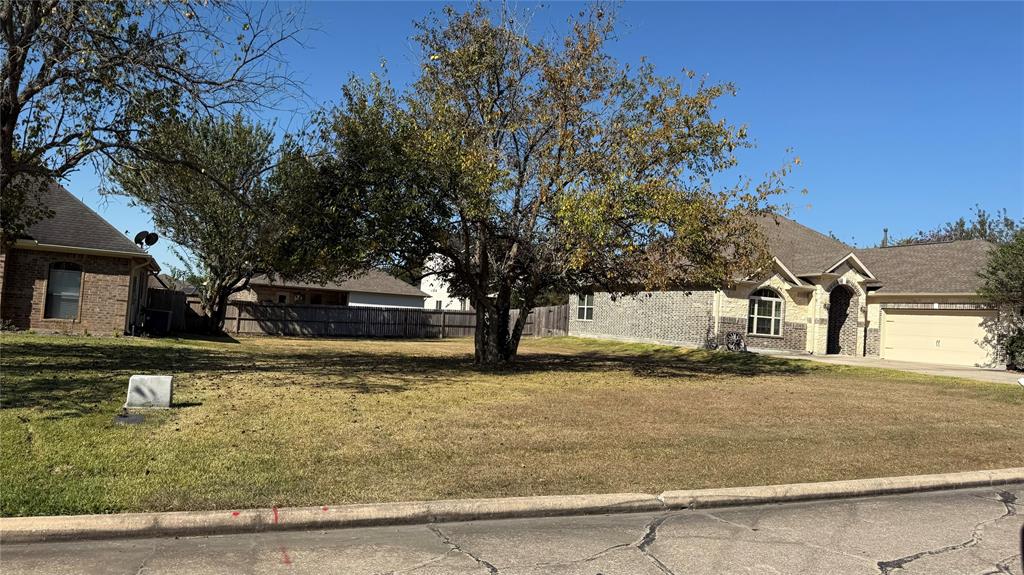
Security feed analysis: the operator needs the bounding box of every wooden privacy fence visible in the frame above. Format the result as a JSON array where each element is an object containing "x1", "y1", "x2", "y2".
[
  {"x1": 512, "y1": 304, "x2": 570, "y2": 337},
  {"x1": 145, "y1": 288, "x2": 206, "y2": 333},
  {"x1": 221, "y1": 302, "x2": 569, "y2": 338}
]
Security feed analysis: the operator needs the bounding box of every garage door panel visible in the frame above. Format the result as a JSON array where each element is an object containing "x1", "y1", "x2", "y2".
[{"x1": 882, "y1": 309, "x2": 996, "y2": 367}]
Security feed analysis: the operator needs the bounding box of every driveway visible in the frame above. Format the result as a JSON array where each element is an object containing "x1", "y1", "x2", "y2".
[
  {"x1": 3, "y1": 486, "x2": 1022, "y2": 574},
  {"x1": 762, "y1": 351, "x2": 1023, "y2": 385}
]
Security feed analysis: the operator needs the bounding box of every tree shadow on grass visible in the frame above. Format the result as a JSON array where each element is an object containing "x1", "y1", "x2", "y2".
[{"x1": 1, "y1": 338, "x2": 812, "y2": 419}]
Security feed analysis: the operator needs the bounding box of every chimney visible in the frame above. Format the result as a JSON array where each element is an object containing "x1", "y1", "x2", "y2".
[{"x1": 881, "y1": 228, "x2": 889, "y2": 247}]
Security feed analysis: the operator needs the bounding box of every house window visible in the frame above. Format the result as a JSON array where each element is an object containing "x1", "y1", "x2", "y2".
[
  {"x1": 576, "y1": 293, "x2": 594, "y2": 320},
  {"x1": 44, "y1": 262, "x2": 83, "y2": 319},
  {"x1": 435, "y1": 300, "x2": 442, "y2": 310},
  {"x1": 277, "y1": 293, "x2": 287, "y2": 304},
  {"x1": 748, "y1": 288, "x2": 783, "y2": 337},
  {"x1": 310, "y1": 294, "x2": 323, "y2": 305}
]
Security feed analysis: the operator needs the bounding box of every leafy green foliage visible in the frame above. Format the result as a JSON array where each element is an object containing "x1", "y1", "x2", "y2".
[
  {"x1": 106, "y1": 114, "x2": 299, "y2": 331},
  {"x1": 977, "y1": 230, "x2": 1024, "y2": 365},
  {"x1": 892, "y1": 205, "x2": 1021, "y2": 246},
  {"x1": 314, "y1": 5, "x2": 796, "y2": 364},
  {"x1": 0, "y1": 0, "x2": 301, "y2": 242},
  {"x1": 1003, "y1": 332, "x2": 1024, "y2": 370}
]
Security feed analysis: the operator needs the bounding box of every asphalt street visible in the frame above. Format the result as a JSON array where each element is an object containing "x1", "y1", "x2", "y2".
[{"x1": 3, "y1": 485, "x2": 1021, "y2": 575}]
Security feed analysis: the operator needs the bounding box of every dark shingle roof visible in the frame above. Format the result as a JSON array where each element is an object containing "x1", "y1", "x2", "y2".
[
  {"x1": 753, "y1": 215, "x2": 992, "y2": 294},
  {"x1": 250, "y1": 270, "x2": 428, "y2": 298},
  {"x1": 756, "y1": 215, "x2": 853, "y2": 276},
  {"x1": 149, "y1": 274, "x2": 199, "y2": 295},
  {"x1": 23, "y1": 182, "x2": 147, "y2": 256},
  {"x1": 855, "y1": 239, "x2": 993, "y2": 294}
]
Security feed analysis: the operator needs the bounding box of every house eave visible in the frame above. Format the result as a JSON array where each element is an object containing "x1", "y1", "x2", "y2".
[
  {"x1": 824, "y1": 252, "x2": 876, "y2": 279},
  {"x1": 866, "y1": 292, "x2": 982, "y2": 299},
  {"x1": 797, "y1": 272, "x2": 840, "y2": 282},
  {"x1": 14, "y1": 239, "x2": 159, "y2": 270},
  {"x1": 771, "y1": 257, "x2": 803, "y2": 286}
]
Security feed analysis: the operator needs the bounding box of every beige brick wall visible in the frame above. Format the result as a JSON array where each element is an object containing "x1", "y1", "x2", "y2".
[
  {"x1": 0, "y1": 248, "x2": 133, "y2": 335},
  {"x1": 720, "y1": 274, "x2": 815, "y2": 352}
]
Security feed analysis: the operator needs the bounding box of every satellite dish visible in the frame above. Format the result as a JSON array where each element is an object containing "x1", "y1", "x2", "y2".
[
  {"x1": 133, "y1": 231, "x2": 149, "y2": 246},
  {"x1": 145, "y1": 232, "x2": 159, "y2": 246}
]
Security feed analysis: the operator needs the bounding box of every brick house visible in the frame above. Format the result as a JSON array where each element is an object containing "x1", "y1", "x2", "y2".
[
  {"x1": 570, "y1": 216, "x2": 1002, "y2": 368},
  {"x1": 0, "y1": 183, "x2": 158, "y2": 335}
]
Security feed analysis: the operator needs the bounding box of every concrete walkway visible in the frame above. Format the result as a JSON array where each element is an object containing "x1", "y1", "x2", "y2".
[
  {"x1": 762, "y1": 351, "x2": 1023, "y2": 385},
  {"x1": 3, "y1": 485, "x2": 1021, "y2": 574}
]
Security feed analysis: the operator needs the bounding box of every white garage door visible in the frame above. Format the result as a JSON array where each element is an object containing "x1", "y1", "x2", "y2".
[{"x1": 882, "y1": 309, "x2": 997, "y2": 367}]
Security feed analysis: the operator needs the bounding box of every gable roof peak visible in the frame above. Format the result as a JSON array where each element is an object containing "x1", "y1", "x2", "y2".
[{"x1": 20, "y1": 181, "x2": 149, "y2": 256}]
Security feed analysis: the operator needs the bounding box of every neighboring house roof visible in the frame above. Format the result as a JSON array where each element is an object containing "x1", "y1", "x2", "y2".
[
  {"x1": 149, "y1": 274, "x2": 199, "y2": 296},
  {"x1": 755, "y1": 215, "x2": 853, "y2": 276},
  {"x1": 20, "y1": 182, "x2": 150, "y2": 257},
  {"x1": 249, "y1": 270, "x2": 429, "y2": 298},
  {"x1": 856, "y1": 239, "x2": 993, "y2": 294}
]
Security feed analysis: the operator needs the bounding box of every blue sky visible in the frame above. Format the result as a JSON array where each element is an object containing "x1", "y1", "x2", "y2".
[{"x1": 71, "y1": 1, "x2": 1023, "y2": 270}]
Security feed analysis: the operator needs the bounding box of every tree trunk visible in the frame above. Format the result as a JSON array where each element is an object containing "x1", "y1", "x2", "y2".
[
  {"x1": 472, "y1": 291, "x2": 528, "y2": 366},
  {"x1": 202, "y1": 286, "x2": 233, "y2": 334}
]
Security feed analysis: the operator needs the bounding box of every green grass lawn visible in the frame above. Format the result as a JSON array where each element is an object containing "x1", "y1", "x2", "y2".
[{"x1": 1, "y1": 333, "x2": 1021, "y2": 517}]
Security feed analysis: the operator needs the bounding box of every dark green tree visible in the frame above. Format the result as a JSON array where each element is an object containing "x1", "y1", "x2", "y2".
[
  {"x1": 977, "y1": 230, "x2": 1024, "y2": 368},
  {"x1": 106, "y1": 114, "x2": 310, "y2": 331}
]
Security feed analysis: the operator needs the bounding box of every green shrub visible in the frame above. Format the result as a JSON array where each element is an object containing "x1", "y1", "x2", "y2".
[{"x1": 1005, "y1": 331, "x2": 1024, "y2": 370}]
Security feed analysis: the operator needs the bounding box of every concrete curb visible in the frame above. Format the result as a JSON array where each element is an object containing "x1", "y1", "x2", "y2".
[{"x1": 3, "y1": 468, "x2": 1022, "y2": 544}]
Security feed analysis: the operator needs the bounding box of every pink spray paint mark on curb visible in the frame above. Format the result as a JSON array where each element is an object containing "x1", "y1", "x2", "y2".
[
  {"x1": 231, "y1": 511, "x2": 240, "y2": 517},
  {"x1": 272, "y1": 506, "x2": 279, "y2": 524},
  {"x1": 322, "y1": 506, "x2": 329, "y2": 512}
]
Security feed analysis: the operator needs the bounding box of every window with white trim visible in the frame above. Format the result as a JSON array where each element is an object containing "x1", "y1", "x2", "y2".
[
  {"x1": 747, "y1": 288, "x2": 783, "y2": 336},
  {"x1": 576, "y1": 293, "x2": 594, "y2": 320}
]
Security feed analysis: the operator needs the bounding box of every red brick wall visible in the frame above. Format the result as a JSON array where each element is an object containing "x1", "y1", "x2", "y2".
[
  {"x1": 0, "y1": 250, "x2": 8, "y2": 314},
  {"x1": 0, "y1": 248, "x2": 132, "y2": 335}
]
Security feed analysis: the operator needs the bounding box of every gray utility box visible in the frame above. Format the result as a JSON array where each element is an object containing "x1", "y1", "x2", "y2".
[{"x1": 125, "y1": 375, "x2": 173, "y2": 408}]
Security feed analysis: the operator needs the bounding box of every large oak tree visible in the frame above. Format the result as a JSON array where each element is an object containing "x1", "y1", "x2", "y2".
[{"x1": 307, "y1": 5, "x2": 797, "y2": 364}]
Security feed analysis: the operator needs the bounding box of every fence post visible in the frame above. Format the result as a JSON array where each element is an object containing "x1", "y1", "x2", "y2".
[
  {"x1": 441, "y1": 311, "x2": 447, "y2": 339},
  {"x1": 234, "y1": 304, "x2": 242, "y2": 334}
]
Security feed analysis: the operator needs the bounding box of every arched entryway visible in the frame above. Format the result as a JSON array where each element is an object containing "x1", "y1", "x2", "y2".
[{"x1": 826, "y1": 285, "x2": 857, "y2": 355}]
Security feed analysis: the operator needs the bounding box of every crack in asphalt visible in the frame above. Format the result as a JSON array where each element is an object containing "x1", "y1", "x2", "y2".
[
  {"x1": 427, "y1": 525, "x2": 499, "y2": 574},
  {"x1": 995, "y1": 490, "x2": 1018, "y2": 517},
  {"x1": 992, "y1": 552, "x2": 1023, "y2": 575},
  {"x1": 637, "y1": 514, "x2": 677, "y2": 575},
  {"x1": 876, "y1": 490, "x2": 1018, "y2": 574},
  {"x1": 132, "y1": 539, "x2": 164, "y2": 575},
  {"x1": 697, "y1": 511, "x2": 878, "y2": 567},
  {"x1": 529, "y1": 513, "x2": 680, "y2": 570}
]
